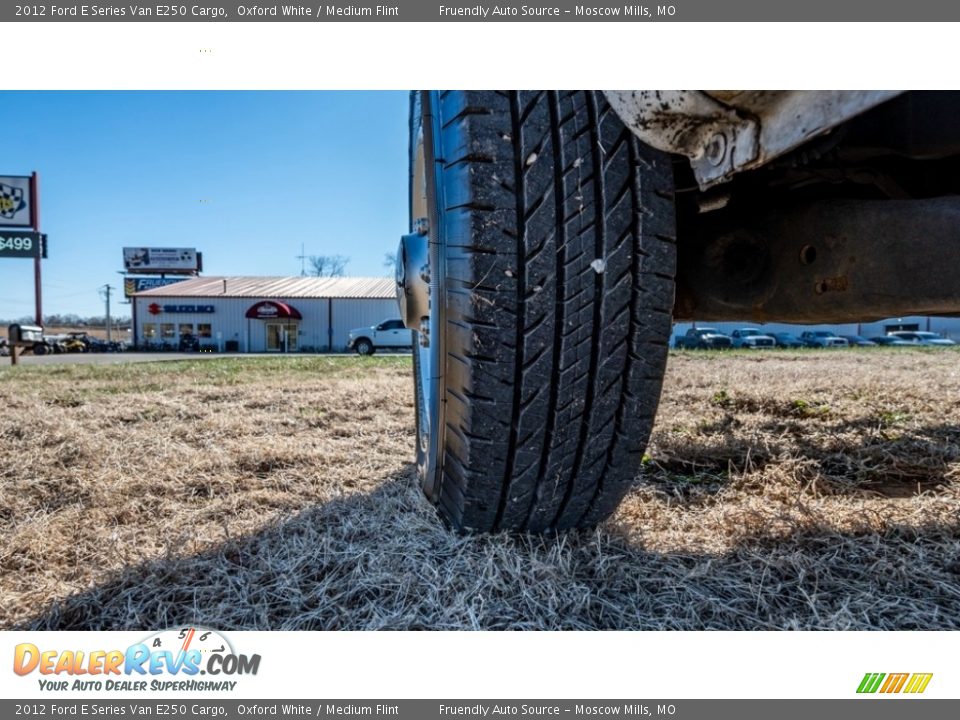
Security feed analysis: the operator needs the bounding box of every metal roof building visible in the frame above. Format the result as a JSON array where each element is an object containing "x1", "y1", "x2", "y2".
[{"x1": 132, "y1": 276, "x2": 399, "y2": 352}]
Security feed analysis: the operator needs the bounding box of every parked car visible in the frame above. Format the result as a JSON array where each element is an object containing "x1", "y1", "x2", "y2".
[
  {"x1": 0, "y1": 338, "x2": 8, "y2": 357},
  {"x1": 772, "y1": 332, "x2": 805, "y2": 349},
  {"x1": 887, "y1": 331, "x2": 956, "y2": 346},
  {"x1": 841, "y1": 335, "x2": 878, "y2": 347},
  {"x1": 870, "y1": 336, "x2": 915, "y2": 346},
  {"x1": 801, "y1": 331, "x2": 849, "y2": 348},
  {"x1": 674, "y1": 327, "x2": 733, "y2": 350},
  {"x1": 730, "y1": 328, "x2": 776, "y2": 349},
  {"x1": 347, "y1": 319, "x2": 413, "y2": 355}
]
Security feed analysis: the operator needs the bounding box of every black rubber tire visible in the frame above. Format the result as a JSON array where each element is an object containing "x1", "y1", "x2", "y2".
[
  {"x1": 416, "y1": 90, "x2": 677, "y2": 533},
  {"x1": 355, "y1": 339, "x2": 374, "y2": 356},
  {"x1": 32, "y1": 343, "x2": 48, "y2": 356}
]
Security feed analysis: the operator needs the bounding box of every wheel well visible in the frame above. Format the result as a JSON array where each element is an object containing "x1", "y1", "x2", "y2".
[{"x1": 672, "y1": 92, "x2": 960, "y2": 323}]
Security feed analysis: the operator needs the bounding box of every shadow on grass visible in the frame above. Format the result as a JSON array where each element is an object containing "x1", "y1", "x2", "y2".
[
  {"x1": 649, "y1": 419, "x2": 959, "y2": 502},
  {"x1": 19, "y1": 464, "x2": 960, "y2": 631}
]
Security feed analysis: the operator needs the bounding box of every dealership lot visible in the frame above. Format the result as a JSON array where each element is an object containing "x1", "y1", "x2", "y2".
[
  {"x1": 0, "y1": 350, "x2": 957, "y2": 630},
  {"x1": 3, "y1": 351, "x2": 370, "y2": 367}
]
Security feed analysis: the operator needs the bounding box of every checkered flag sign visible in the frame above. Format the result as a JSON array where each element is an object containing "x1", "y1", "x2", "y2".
[{"x1": 0, "y1": 183, "x2": 25, "y2": 219}]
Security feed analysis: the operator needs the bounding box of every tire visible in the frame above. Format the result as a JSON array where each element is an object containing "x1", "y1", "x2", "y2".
[
  {"x1": 354, "y1": 339, "x2": 374, "y2": 356},
  {"x1": 32, "y1": 343, "x2": 48, "y2": 356},
  {"x1": 409, "y1": 91, "x2": 677, "y2": 533}
]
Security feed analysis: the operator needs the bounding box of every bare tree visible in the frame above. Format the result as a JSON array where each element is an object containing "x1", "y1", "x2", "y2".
[
  {"x1": 308, "y1": 254, "x2": 349, "y2": 277},
  {"x1": 383, "y1": 252, "x2": 398, "y2": 276}
]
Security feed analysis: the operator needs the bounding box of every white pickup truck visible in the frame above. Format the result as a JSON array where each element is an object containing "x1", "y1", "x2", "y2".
[{"x1": 346, "y1": 319, "x2": 412, "y2": 355}]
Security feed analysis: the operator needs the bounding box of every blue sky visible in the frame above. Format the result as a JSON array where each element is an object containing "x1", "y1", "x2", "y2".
[{"x1": 0, "y1": 91, "x2": 408, "y2": 319}]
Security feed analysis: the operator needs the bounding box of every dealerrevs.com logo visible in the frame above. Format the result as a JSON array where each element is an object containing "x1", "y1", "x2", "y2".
[
  {"x1": 857, "y1": 672, "x2": 933, "y2": 694},
  {"x1": 13, "y1": 627, "x2": 260, "y2": 692}
]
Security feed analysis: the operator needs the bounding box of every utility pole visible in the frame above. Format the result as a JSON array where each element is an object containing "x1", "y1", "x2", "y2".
[
  {"x1": 30, "y1": 171, "x2": 42, "y2": 325},
  {"x1": 100, "y1": 284, "x2": 114, "y2": 342},
  {"x1": 296, "y1": 243, "x2": 307, "y2": 276}
]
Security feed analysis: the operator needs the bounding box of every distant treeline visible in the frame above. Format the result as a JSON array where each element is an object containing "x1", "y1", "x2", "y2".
[{"x1": 0, "y1": 314, "x2": 132, "y2": 327}]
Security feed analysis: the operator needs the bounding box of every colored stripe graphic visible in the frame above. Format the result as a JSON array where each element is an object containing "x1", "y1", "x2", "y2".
[
  {"x1": 857, "y1": 673, "x2": 885, "y2": 693},
  {"x1": 857, "y1": 672, "x2": 932, "y2": 694},
  {"x1": 904, "y1": 673, "x2": 933, "y2": 694},
  {"x1": 880, "y1": 673, "x2": 908, "y2": 693}
]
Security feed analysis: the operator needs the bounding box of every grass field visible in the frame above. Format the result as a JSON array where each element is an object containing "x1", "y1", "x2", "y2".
[{"x1": 1, "y1": 349, "x2": 958, "y2": 630}]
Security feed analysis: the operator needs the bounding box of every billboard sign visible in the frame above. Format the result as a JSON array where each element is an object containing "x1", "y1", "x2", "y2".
[
  {"x1": 123, "y1": 247, "x2": 199, "y2": 274},
  {"x1": 0, "y1": 176, "x2": 33, "y2": 228},
  {"x1": 124, "y1": 277, "x2": 185, "y2": 298},
  {"x1": 0, "y1": 231, "x2": 45, "y2": 259}
]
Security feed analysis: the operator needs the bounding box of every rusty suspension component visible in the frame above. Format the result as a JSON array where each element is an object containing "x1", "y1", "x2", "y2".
[{"x1": 674, "y1": 197, "x2": 960, "y2": 323}]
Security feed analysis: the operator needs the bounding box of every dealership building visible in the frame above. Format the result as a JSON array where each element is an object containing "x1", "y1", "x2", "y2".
[{"x1": 132, "y1": 276, "x2": 398, "y2": 352}]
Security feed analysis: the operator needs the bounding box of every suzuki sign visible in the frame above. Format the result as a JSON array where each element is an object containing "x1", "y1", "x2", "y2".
[{"x1": 147, "y1": 303, "x2": 215, "y2": 315}]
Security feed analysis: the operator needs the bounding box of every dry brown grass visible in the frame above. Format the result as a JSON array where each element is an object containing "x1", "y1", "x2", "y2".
[{"x1": 1, "y1": 350, "x2": 958, "y2": 630}]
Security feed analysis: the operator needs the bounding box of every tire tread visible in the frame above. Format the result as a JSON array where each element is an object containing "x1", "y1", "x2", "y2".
[{"x1": 431, "y1": 90, "x2": 676, "y2": 532}]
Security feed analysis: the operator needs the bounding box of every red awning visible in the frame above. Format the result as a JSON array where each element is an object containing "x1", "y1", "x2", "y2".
[{"x1": 245, "y1": 300, "x2": 303, "y2": 320}]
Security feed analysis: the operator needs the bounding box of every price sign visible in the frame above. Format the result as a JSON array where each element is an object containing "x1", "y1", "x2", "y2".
[{"x1": 0, "y1": 231, "x2": 44, "y2": 259}]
